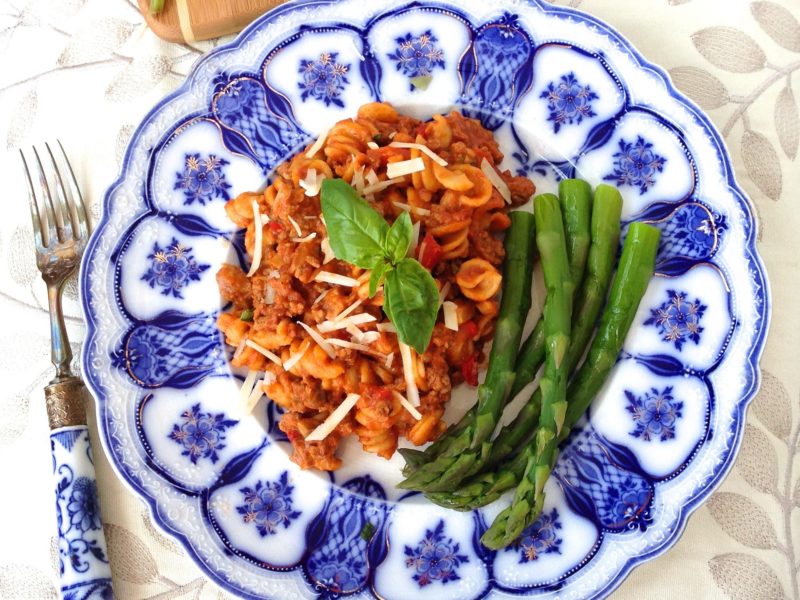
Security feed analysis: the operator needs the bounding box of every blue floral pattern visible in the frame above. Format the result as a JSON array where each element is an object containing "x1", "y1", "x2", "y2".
[
  {"x1": 174, "y1": 153, "x2": 231, "y2": 205},
  {"x1": 237, "y1": 472, "x2": 301, "y2": 537},
  {"x1": 603, "y1": 136, "x2": 666, "y2": 194},
  {"x1": 387, "y1": 31, "x2": 445, "y2": 89},
  {"x1": 644, "y1": 290, "x2": 706, "y2": 350},
  {"x1": 299, "y1": 53, "x2": 350, "y2": 107},
  {"x1": 52, "y1": 429, "x2": 113, "y2": 598},
  {"x1": 541, "y1": 72, "x2": 598, "y2": 133},
  {"x1": 404, "y1": 520, "x2": 469, "y2": 587},
  {"x1": 625, "y1": 387, "x2": 684, "y2": 442},
  {"x1": 168, "y1": 404, "x2": 237, "y2": 464},
  {"x1": 510, "y1": 508, "x2": 563, "y2": 563},
  {"x1": 141, "y1": 238, "x2": 209, "y2": 298}
]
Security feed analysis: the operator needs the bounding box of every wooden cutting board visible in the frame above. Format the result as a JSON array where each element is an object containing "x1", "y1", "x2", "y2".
[{"x1": 138, "y1": 0, "x2": 288, "y2": 43}]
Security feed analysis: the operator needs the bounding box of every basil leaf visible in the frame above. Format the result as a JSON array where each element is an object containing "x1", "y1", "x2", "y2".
[
  {"x1": 384, "y1": 210, "x2": 412, "y2": 263},
  {"x1": 384, "y1": 258, "x2": 439, "y2": 353},
  {"x1": 369, "y1": 260, "x2": 391, "y2": 298},
  {"x1": 320, "y1": 178, "x2": 388, "y2": 269}
]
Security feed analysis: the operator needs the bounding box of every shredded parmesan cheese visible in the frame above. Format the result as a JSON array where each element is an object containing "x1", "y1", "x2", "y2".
[
  {"x1": 399, "y1": 342, "x2": 420, "y2": 406},
  {"x1": 366, "y1": 141, "x2": 379, "y2": 150},
  {"x1": 481, "y1": 157, "x2": 511, "y2": 204},
  {"x1": 312, "y1": 289, "x2": 329, "y2": 306},
  {"x1": 388, "y1": 131, "x2": 397, "y2": 139},
  {"x1": 351, "y1": 164, "x2": 366, "y2": 194},
  {"x1": 376, "y1": 322, "x2": 397, "y2": 333},
  {"x1": 386, "y1": 157, "x2": 425, "y2": 179},
  {"x1": 247, "y1": 200, "x2": 263, "y2": 277},
  {"x1": 233, "y1": 337, "x2": 247, "y2": 360},
  {"x1": 363, "y1": 177, "x2": 404, "y2": 195},
  {"x1": 394, "y1": 391, "x2": 422, "y2": 420},
  {"x1": 245, "y1": 340, "x2": 282, "y2": 365},
  {"x1": 317, "y1": 313, "x2": 377, "y2": 332},
  {"x1": 320, "y1": 237, "x2": 335, "y2": 264},
  {"x1": 326, "y1": 338, "x2": 378, "y2": 354},
  {"x1": 298, "y1": 322, "x2": 337, "y2": 359},
  {"x1": 346, "y1": 323, "x2": 365, "y2": 341},
  {"x1": 385, "y1": 352, "x2": 395, "y2": 368},
  {"x1": 305, "y1": 127, "x2": 329, "y2": 158},
  {"x1": 438, "y1": 281, "x2": 451, "y2": 307},
  {"x1": 299, "y1": 168, "x2": 325, "y2": 197},
  {"x1": 365, "y1": 169, "x2": 379, "y2": 186},
  {"x1": 305, "y1": 393, "x2": 361, "y2": 442},
  {"x1": 358, "y1": 331, "x2": 380, "y2": 344},
  {"x1": 260, "y1": 213, "x2": 270, "y2": 223},
  {"x1": 287, "y1": 215, "x2": 303, "y2": 237},
  {"x1": 291, "y1": 232, "x2": 317, "y2": 243},
  {"x1": 388, "y1": 141, "x2": 448, "y2": 166},
  {"x1": 392, "y1": 201, "x2": 431, "y2": 216},
  {"x1": 283, "y1": 342, "x2": 309, "y2": 372},
  {"x1": 314, "y1": 271, "x2": 360, "y2": 287},
  {"x1": 408, "y1": 221, "x2": 421, "y2": 257},
  {"x1": 264, "y1": 282, "x2": 276, "y2": 305},
  {"x1": 242, "y1": 381, "x2": 265, "y2": 415},
  {"x1": 239, "y1": 369, "x2": 259, "y2": 405},
  {"x1": 333, "y1": 299, "x2": 363, "y2": 322},
  {"x1": 443, "y1": 301, "x2": 459, "y2": 331}
]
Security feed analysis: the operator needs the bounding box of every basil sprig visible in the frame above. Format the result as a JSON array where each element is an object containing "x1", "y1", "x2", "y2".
[{"x1": 321, "y1": 179, "x2": 439, "y2": 353}]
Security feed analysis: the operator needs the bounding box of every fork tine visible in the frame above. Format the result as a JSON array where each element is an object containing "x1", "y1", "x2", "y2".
[
  {"x1": 56, "y1": 140, "x2": 90, "y2": 238},
  {"x1": 45, "y1": 142, "x2": 77, "y2": 242},
  {"x1": 20, "y1": 150, "x2": 46, "y2": 251},
  {"x1": 31, "y1": 146, "x2": 61, "y2": 245}
]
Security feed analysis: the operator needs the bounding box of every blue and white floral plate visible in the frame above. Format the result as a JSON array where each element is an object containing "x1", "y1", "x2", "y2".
[{"x1": 80, "y1": 1, "x2": 770, "y2": 598}]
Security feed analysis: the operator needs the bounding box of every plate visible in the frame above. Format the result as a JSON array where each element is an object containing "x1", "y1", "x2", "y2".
[{"x1": 80, "y1": 1, "x2": 770, "y2": 598}]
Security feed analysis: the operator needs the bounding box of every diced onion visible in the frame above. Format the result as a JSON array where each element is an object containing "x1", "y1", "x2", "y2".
[
  {"x1": 264, "y1": 283, "x2": 276, "y2": 305},
  {"x1": 443, "y1": 301, "x2": 459, "y2": 331},
  {"x1": 305, "y1": 127, "x2": 329, "y2": 158},
  {"x1": 388, "y1": 141, "x2": 447, "y2": 166},
  {"x1": 239, "y1": 369, "x2": 259, "y2": 405},
  {"x1": 297, "y1": 322, "x2": 337, "y2": 359},
  {"x1": 314, "y1": 271, "x2": 360, "y2": 287},
  {"x1": 376, "y1": 322, "x2": 396, "y2": 333},
  {"x1": 288, "y1": 215, "x2": 303, "y2": 237},
  {"x1": 247, "y1": 200, "x2": 263, "y2": 277},
  {"x1": 282, "y1": 342, "x2": 309, "y2": 372},
  {"x1": 305, "y1": 393, "x2": 361, "y2": 442},
  {"x1": 399, "y1": 342, "x2": 420, "y2": 407},
  {"x1": 386, "y1": 157, "x2": 425, "y2": 179},
  {"x1": 245, "y1": 340, "x2": 282, "y2": 365},
  {"x1": 481, "y1": 157, "x2": 511, "y2": 204},
  {"x1": 363, "y1": 177, "x2": 404, "y2": 195},
  {"x1": 394, "y1": 391, "x2": 422, "y2": 420}
]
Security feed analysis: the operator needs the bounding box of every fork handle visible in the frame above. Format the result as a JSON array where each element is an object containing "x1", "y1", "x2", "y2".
[
  {"x1": 48, "y1": 379, "x2": 115, "y2": 599},
  {"x1": 47, "y1": 282, "x2": 73, "y2": 380}
]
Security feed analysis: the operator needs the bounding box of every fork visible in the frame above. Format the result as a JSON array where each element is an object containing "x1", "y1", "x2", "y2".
[{"x1": 21, "y1": 142, "x2": 115, "y2": 600}]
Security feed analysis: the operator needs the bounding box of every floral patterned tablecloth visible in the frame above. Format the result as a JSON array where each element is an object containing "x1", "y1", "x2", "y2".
[{"x1": 0, "y1": 0, "x2": 796, "y2": 598}]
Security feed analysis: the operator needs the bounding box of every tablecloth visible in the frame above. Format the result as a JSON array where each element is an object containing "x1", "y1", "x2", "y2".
[{"x1": 0, "y1": 0, "x2": 796, "y2": 598}]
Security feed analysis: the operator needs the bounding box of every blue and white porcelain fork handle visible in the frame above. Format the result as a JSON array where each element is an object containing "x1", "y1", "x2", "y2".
[{"x1": 47, "y1": 379, "x2": 115, "y2": 600}]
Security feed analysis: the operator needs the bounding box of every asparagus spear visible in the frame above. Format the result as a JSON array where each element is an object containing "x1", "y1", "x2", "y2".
[
  {"x1": 508, "y1": 179, "x2": 592, "y2": 400},
  {"x1": 480, "y1": 221, "x2": 660, "y2": 549},
  {"x1": 482, "y1": 184, "x2": 623, "y2": 469},
  {"x1": 480, "y1": 193, "x2": 573, "y2": 549},
  {"x1": 398, "y1": 211, "x2": 536, "y2": 490},
  {"x1": 425, "y1": 186, "x2": 623, "y2": 510}
]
